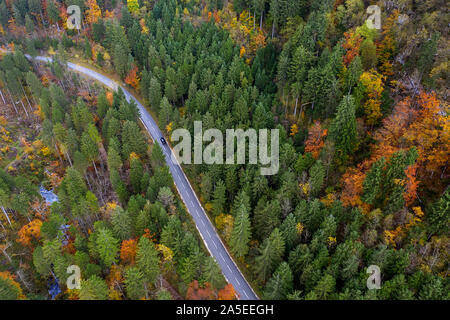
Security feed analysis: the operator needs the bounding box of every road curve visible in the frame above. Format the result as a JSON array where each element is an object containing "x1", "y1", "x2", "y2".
[{"x1": 30, "y1": 55, "x2": 259, "y2": 300}]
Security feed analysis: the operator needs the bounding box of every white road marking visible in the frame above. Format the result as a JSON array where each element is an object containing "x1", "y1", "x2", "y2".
[
  {"x1": 227, "y1": 265, "x2": 232, "y2": 272},
  {"x1": 206, "y1": 229, "x2": 211, "y2": 237}
]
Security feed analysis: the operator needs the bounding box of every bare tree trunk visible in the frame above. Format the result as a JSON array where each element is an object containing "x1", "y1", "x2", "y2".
[
  {"x1": 144, "y1": 283, "x2": 149, "y2": 300},
  {"x1": 19, "y1": 99, "x2": 29, "y2": 117},
  {"x1": 1, "y1": 206, "x2": 12, "y2": 226},
  {"x1": 5, "y1": 88, "x2": 19, "y2": 114},
  {"x1": 19, "y1": 82, "x2": 33, "y2": 112},
  {"x1": 16, "y1": 268, "x2": 32, "y2": 291},
  {"x1": 92, "y1": 161, "x2": 100, "y2": 179},
  {"x1": 65, "y1": 151, "x2": 73, "y2": 166},
  {"x1": 294, "y1": 97, "x2": 298, "y2": 117},
  {"x1": 0, "y1": 88, "x2": 6, "y2": 104},
  {"x1": 0, "y1": 243, "x2": 11, "y2": 263},
  {"x1": 84, "y1": 174, "x2": 93, "y2": 190},
  {"x1": 260, "y1": 12, "x2": 263, "y2": 29}
]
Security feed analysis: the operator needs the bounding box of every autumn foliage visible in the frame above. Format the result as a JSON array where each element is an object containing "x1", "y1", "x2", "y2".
[
  {"x1": 340, "y1": 165, "x2": 366, "y2": 208},
  {"x1": 86, "y1": 0, "x2": 102, "y2": 25},
  {"x1": 17, "y1": 219, "x2": 43, "y2": 246},
  {"x1": 376, "y1": 10, "x2": 399, "y2": 77},
  {"x1": 217, "y1": 283, "x2": 236, "y2": 300},
  {"x1": 342, "y1": 31, "x2": 363, "y2": 66},
  {"x1": 0, "y1": 271, "x2": 26, "y2": 299},
  {"x1": 304, "y1": 121, "x2": 328, "y2": 159},
  {"x1": 120, "y1": 239, "x2": 137, "y2": 264},
  {"x1": 374, "y1": 92, "x2": 449, "y2": 192},
  {"x1": 186, "y1": 280, "x2": 215, "y2": 300},
  {"x1": 125, "y1": 66, "x2": 140, "y2": 89},
  {"x1": 359, "y1": 70, "x2": 385, "y2": 125},
  {"x1": 341, "y1": 92, "x2": 449, "y2": 209}
]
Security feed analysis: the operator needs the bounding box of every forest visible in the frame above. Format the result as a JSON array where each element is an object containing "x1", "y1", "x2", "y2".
[{"x1": 0, "y1": 0, "x2": 448, "y2": 300}]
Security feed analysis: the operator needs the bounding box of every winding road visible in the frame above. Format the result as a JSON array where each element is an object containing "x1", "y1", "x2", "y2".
[{"x1": 30, "y1": 55, "x2": 259, "y2": 300}]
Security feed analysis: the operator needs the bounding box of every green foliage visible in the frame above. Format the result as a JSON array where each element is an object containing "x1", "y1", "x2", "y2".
[
  {"x1": 264, "y1": 262, "x2": 294, "y2": 300},
  {"x1": 330, "y1": 96, "x2": 357, "y2": 163},
  {"x1": 136, "y1": 237, "x2": 160, "y2": 285},
  {"x1": 96, "y1": 228, "x2": 120, "y2": 267},
  {"x1": 230, "y1": 204, "x2": 252, "y2": 258},
  {"x1": 111, "y1": 207, "x2": 133, "y2": 240},
  {"x1": 80, "y1": 275, "x2": 109, "y2": 300},
  {"x1": 255, "y1": 228, "x2": 285, "y2": 282},
  {"x1": 122, "y1": 121, "x2": 148, "y2": 158}
]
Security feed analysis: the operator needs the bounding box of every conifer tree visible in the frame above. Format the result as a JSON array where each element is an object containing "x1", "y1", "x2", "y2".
[
  {"x1": 330, "y1": 95, "x2": 357, "y2": 160},
  {"x1": 230, "y1": 204, "x2": 252, "y2": 258}
]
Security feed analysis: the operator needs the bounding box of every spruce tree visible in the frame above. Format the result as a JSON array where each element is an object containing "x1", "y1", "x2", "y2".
[{"x1": 230, "y1": 204, "x2": 252, "y2": 258}]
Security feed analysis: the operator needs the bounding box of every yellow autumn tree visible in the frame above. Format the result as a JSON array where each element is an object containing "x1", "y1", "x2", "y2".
[
  {"x1": 140, "y1": 18, "x2": 148, "y2": 34},
  {"x1": 86, "y1": 0, "x2": 102, "y2": 25},
  {"x1": 215, "y1": 213, "x2": 234, "y2": 242},
  {"x1": 127, "y1": 0, "x2": 139, "y2": 15},
  {"x1": 359, "y1": 70, "x2": 385, "y2": 125},
  {"x1": 290, "y1": 124, "x2": 299, "y2": 136}
]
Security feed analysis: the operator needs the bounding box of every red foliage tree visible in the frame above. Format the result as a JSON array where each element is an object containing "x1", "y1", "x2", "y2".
[
  {"x1": 186, "y1": 280, "x2": 215, "y2": 300},
  {"x1": 217, "y1": 284, "x2": 237, "y2": 300}
]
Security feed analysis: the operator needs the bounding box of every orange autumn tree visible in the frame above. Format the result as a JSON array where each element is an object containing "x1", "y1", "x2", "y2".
[
  {"x1": 304, "y1": 121, "x2": 328, "y2": 159},
  {"x1": 86, "y1": 0, "x2": 102, "y2": 25},
  {"x1": 342, "y1": 31, "x2": 363, "y2": 66},
  {"x1": 403, "y1": 164, "x2": 419, "y2": 206},
  {"x1": 186, "y1": 280, "x2": 215, "y2": 300},
  {"x1": 124, "y1": 65, "x2": 140, "y2": 89},
  {"x1": 402, "y1": 93, "x2": 449, "y2": 180},
  {"x1": 374, "y1": 92, "x2": 449, "y2": 192},
  {"x1": 340, "y1": 164, "x2": 366, "y2": 208},
  {"x1": 341, "y1": 91, "x2": 448, "y2": 211},
  {"x1": 213, "y1": 10, "x2": 220, "y2": 24},
  {"x1": 59, "y1": 4, "x2": 69, "y2": 30},
  {"x1": 17, "y1": 219, "x2": 43, "y2": 246},
  {"x1": 120, "y1": 239, "x2": 137, "y2": 264},
  {"x1": 106, "y1": 91, "x2": 114, "y2": 106},
  {"x1": 217, "y1": 283, "x2": 236, "y2": 300}
]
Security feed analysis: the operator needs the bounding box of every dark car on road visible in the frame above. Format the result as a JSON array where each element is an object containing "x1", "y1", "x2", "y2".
[{"x1": 160, "y1": 137, "x2": 167, "y2": 145}]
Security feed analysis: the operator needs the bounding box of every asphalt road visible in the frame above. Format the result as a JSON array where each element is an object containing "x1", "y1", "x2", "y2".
[{"x1": 31, "y1": 55, "x2": 259, "y2": 300}]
